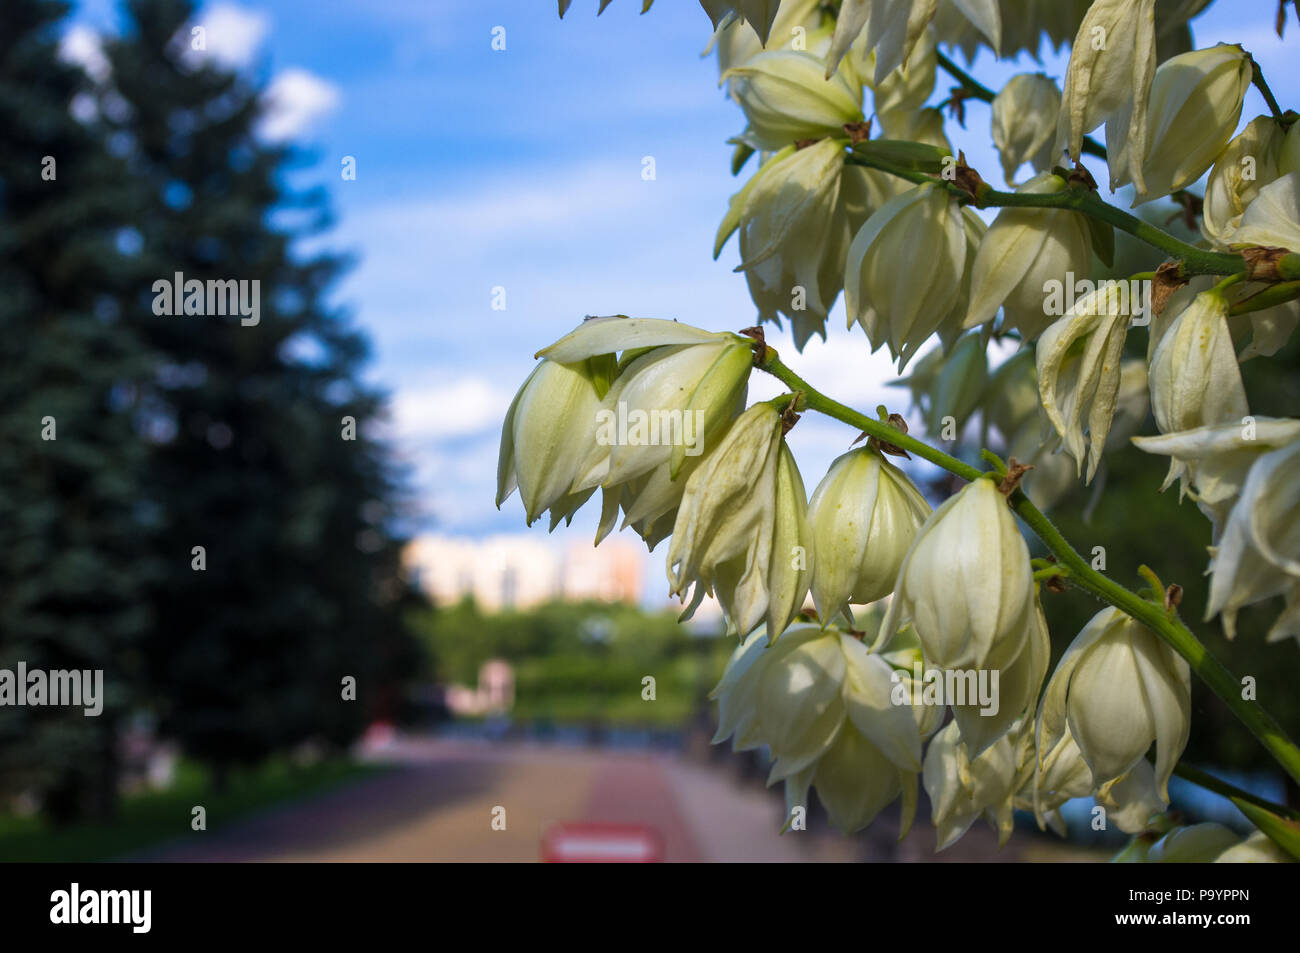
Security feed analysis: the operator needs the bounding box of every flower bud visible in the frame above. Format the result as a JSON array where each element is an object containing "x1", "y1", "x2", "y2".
[
  {"x1": 1149, "y1": 290, "x2": 1248, "y2": 442},
  {"x1": 1205, "y1": 437, "x2": 1300, "y2": 640},
  {"x1": 667, "y1": 401, "x2": 813, "y2": 639},
  {"x1": 845, "y1": 182, "x2": 973, "y2": 369},
  {"x1": 963, "y1": 173, "x2": 1093, "y2": 340},
  {"x1": 923, "y1": 721, "x2": 1020, "y2": 850},
  {"x1": 497, "y1": 357, "x2": 606, "y2": 526},
  {"x1": 723, "y1": 49, "x2": 864, "y2": 151},
  {"x1": 807, "y1": 448, "x2": 932, "y2": 623},
  {"x1": 1056, "y1": 0, "x2": 1157, "y2": 193},
  {"x1": 711, "y1": 625, "x2": 924, "y2": 833},
  {"x1": 1035, "y1": 286, "x2": 1131, "y2": 482},
  {"x1": 1126, "y1": 44, "x2": 1253, "y2": 206},
  {"x1": 992, "y1": 73, "x2": 1061, "y2": 186},
  {"x1": 1036, "y1": 607, "x2": 1190, "y2": 802},
  {"x1": 880, "y1": 477, "x2": 1035, "y2": 671},
  {"x1": 538, "y1": 318, "x2": 753, "y2": 491},
  {"x1": 1202, "y1": 116, "x2": 1291, "y2": 249}
]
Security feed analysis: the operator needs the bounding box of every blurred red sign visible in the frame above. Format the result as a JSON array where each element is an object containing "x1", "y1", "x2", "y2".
[{"x1": 541, "y1": 823, "x2": 663, "y2": 863}]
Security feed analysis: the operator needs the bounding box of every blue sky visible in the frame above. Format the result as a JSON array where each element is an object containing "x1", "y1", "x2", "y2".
[{"x1": 66, "y1": 1, "x2": 1298, "y2": 554}]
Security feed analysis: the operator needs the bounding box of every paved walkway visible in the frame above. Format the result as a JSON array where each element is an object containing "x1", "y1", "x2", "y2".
[{"x1": 135, "y1": 737, "x2": 1100, "y2": 862}]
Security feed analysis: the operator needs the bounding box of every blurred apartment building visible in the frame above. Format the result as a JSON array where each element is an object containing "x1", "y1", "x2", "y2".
[{"x1": 404, "y1": 534, "x2": 645, "y2": 611}]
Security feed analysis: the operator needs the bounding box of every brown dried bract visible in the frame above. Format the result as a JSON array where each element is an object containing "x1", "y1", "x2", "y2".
[
  {"x1": 997, "y1": 458, "x2": 1034, "y2": 496},
  {"x1": 1067, "y1": 160, "x2": 1098, "y2": 193},
  {"x1": 1151, "y1": 261, "x2": 1190, "y2": 318},
  {"x1": 780, "y1": 399, "x2": 802, "y2": 436},
  {"x1": 868, "y1": 412, "x2": 911, "y2": 459},
  {"x1": 739, "y1": 325, "x2": 768, "y2": 365},
  {"x1": 1242, "y1": 245, "x2": 1292, "y2": 282},
  {"x1": 951, "y1": 151, "x2": 986, "y2": 202},
  {"x1": 1165, "y1": 583, "x2": 1183, "y2": 613},
  {"x1": 842, "y1": 120, "x2": 872, "y2": 144}
]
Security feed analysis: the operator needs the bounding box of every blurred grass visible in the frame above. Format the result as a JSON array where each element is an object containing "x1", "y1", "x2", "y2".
[{"x1": 0, "y1": 757, "x2": 380, "y2": 862}]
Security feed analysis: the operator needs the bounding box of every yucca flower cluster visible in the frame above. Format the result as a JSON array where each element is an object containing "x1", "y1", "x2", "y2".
[{"x1": 529, "y1": 0, "x2": 1300, "y2": 861}]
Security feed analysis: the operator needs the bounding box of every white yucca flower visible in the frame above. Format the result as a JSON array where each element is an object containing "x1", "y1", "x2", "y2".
[
  {"x1": 1035, "y1": 285, "x2": 1131, "y2": 482},
  {"x1": 1205, "y1": 438, "x2": 1300, "y2": 643},
  {"x1": 963, "y1": 172, "x2": 1093, "y2": 340},
  {"x1": 922, "y1": 720, "x2": 1021, "y2": 850},
  {"x1": 807, "y1": 447, "x2": 932, "y2": 624},
  {"x1": 879, "y1": 477, "x2": 1035, "y2": 671},
  {"x1": 667, "y1": 401, "x2": 813, "y2": 639},
  {"x1": 723, "y1": 49, "x2": 863, "y2": 151},
  {"x1": 845, "y1": 182, "x2": 980, "y2": 369},
  {"x1": 1201, "y1": 116, "x2": 1298, "y2": 249},
  {"x1": 1125, "y1": 44, "x2": 1253, "y2": 206},
  {"x1": 1148, "y1": 290, "x2": 1249, "y2": 448},
  {"x1": 1056, "y1": 0, "x2": 1157, "y2": 193},
  {"x1": 991, "y1": 73, "x2": 1061, "y2": 186},
  {"x1": 711, "y1": 624, "x2": 925, "y2": 833},
  {"x1": 1036, "y1": 607, "x2": 1190, "y2": 805}
]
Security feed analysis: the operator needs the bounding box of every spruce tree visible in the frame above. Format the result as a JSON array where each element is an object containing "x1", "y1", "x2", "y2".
[{"x1": 0, "y1": 0, "x2": 155, "y2": 821}]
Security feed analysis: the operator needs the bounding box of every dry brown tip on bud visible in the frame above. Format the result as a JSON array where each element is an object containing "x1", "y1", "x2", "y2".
[
  {"x1": 781, "y1": 396, "x2": 802, "y2": 435},
  {"x1": 794, "y1": 138, "x2": 822, "y2": 150},
  {"x1": 1242, "y1": 245, "x2": 1292, "y2": 282},
  {"x1": 1165, "y1": 583, "x2": 1183, "y2": 613},
  {"x1": 1067, "y1": 160, "x2": 1098, "y2": 193},
  {"x1": 739, "y1": 325, "x2": 768, "y2": 364},
  {"x1": 1151, "y1": 260, "x2": 1190, "y2": 318},
  {"x1": 842, "y1": 120, "x2": 872, "y2": 144},
  {"x1": 1044, "y1": 574, "x2": 1068, "y2": 594},
  {"x1": 997, "y1": 458, "x2": 1034, "y2": 497},
  {"x1": 951, "y1": 151, "x2": 986, "y2": 202}
]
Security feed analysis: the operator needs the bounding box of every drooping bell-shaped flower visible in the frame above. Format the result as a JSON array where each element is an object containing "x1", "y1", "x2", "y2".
[
  {"x1": 1127, "y1": 44, "x2": 1254, "y2": 206},
  {"x1": 964, "y1": 173, "x2": 1093, "y2": 340},
  {"x1": 1148, "y1": 289, "x2": 1249, "y2": 444},
  {"x1": 845, "y1": 181, "x2": 974, "y2": 369},
  {"x1": 1205, "y1": 437, "x2": 1300, "y2": 641},
  {"x1": 496, "y1": 356, "x2": 608, "y2": 527},
  {"x1": 723, "y1": 49, "x2": 864, "y2": 151},
  {"x1": 879, "y1": 477, "x2": 1035, "y2": 672},
  {"x1": 991, "y1": 73, "x2": 1061, "y2": 186},
  {"x1": 711, "y1": 624, "x2": 925, "y2": 833},
  {"x1": 807, "y1": 447, "x2": 932, "y2": 624},
  {"x1": 1036, "y1": 606, "x2": 1191, "y2": 803},
  {"x1": 1055, "y1": 0, "x2": 1157, "y2": 193},
  {"x1": 667, "y1": 401, "x2": 813, "y2": 639},
  {"x1": 718, "y1": 139, "x2": 883, "y2": 350},
  {"x1": 538, "y1": 317, "x2": 754, "y2": 493},
  {"x1": 922, "y1": 720, "x2": 1021, "y2": 850},
  {"x1": 1201, "y1": 116, "x2": 1295, "y2": 249},
  {"x1": 1035, "y1": 285, "x2": 1132, "y2": 482}
]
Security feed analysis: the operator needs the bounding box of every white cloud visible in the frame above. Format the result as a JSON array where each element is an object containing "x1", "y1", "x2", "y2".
[
  {"x1": 195, "y1": 4, "x2": 270, "y2": 69},
  {"x1": 393, "y1": 377, "x2": 513, "y2": 441},
  {"x1": 259, "y1": 68, "x2": 341, "y2": 141},
  {"x1": 60, "y1": 24, "x2": 110, "y2": 83}
]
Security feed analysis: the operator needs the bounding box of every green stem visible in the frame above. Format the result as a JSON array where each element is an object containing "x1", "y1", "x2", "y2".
[
  {"x1": 1229, "y1": 280, "x2": 1300, "y2": 316},
  {"x1": 756, "y1": 346, "x2": 1300, "y2": 788},
  {"x1": 1250, "y1": 55, "x2": 1286, "y2": 124},
  {"x1": 845, "y1": 149, "x2": 1247, "y2": 277},
  {"x1": 1173, "y1": 763, "x2": 1300, "y2": 821}
]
